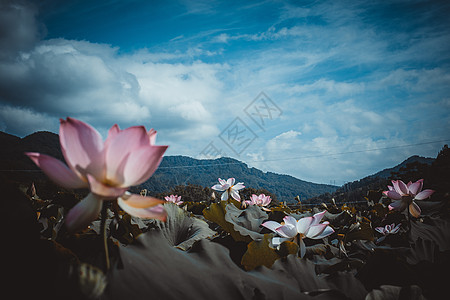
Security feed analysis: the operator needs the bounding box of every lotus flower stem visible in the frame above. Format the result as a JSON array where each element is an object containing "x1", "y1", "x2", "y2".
[{"x1": 100, "y1": 201, "x2": 110, "y2": 272}]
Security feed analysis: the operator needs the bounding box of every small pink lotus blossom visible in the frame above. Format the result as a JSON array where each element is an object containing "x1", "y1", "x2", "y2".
[
  {"x1": 375, "y1": 223, "x2": 401, "y2": 236},
  {"x1": 383, "y1": 179, "x2": 434, "y2": 218},
  {"x1": 211, "y1": 178, "x2": 245, "y2": 201},
  {"x1": 165, "y1": 194, "x2": 183, "y2": 205},
  {"x1": 26, "y1": 117, "x2": 168, "y2": 232},
  {"x1": 262, "y1": 211, "x2": 334, "y2": 258},
  {"x1": 244, "y1": 194, "x2": 271, "y2": 210}
]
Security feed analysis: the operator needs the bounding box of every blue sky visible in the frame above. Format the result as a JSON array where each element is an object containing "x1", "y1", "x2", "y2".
[{"x1": 1, "y1": 0, "x2": 450, "y2": 185}]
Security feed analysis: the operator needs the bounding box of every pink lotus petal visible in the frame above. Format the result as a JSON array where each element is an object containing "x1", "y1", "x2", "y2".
[
  {"x1": 147, "y1": 128, "x2": 157, "y2": 145},
  {"x1": 262, "y1": 221, "x2": 282, "y2": 232},
  {"x1": 311, "y1": 210, "x2": 326, "y2": 225},
  {"x1": 299, "y1": 238, "x2": 306, "y2": 258},
  {"x1": 388, "y1": 199, "x2": 406, "y2": 211},
  {"x1": 233, "y1": 183, "x2": 245, "y2": 190},
  {"x1": 59, "y1": 117, "x2": 104, "y2": 179},
  {"x1": 122, "y1": 145, "x2": 168, "y2": 186},
  {"x1": 120, "y1": 192, "x2": 164, "y2": 208},
  {"x1": 313, "y1": 225, "x2": 334, "y2": 239},
  {"x1": 118, "y1": 198, "x2": 167, "y2": 220},
  {"x1": 104, "y1": 124, "x2": 120, "y2": 148},
  {"x1": 211, "y1": 184, "x2": 226, "y2": 191},
  {"x1": 104, "y1": 126, "x2": 150, "y2": 183},
  {"x1": 386, "y1": 190, "x2": 402, "y2": 200},
  {"x1": 393, "y1": 180, "x2": 408, "y2": 196},
  {"x1": 218, "y1": 178, "x2": 227, "y2": 185},
  {"x1": 65, "y1": 193, "x2": 102, "y2": 232},
  {"x1": 227, "y1": 178, "x2": 236, "y2": 186},
  {"x1": 283, "y1": 216, "x2": 298, "y2": 227},
  {"x1": 387, "y1": 186, "x2": 394, "y2": 191},
  {"x1": 275, "y1": 224, "x2": 297, "y2": 238},
  {"x1": 375, "y1": 227, "x2": 385, "y2": 234},
  {"x1": 296, "y1": 216, "x2": 313, "y2": 234},
  {"x1": 25, "y1": 152, "x2": 87, "y2": 189},
  {"x1": 408, "y1": 179, "x2": 424, "y2": 196},
  {"x1": 391, "y1": 224, "x2": 401, "y2": 234},
  {"x1": 87, "y1": 174, "x2": 127, "y2": 199},
  {"x1": 230, "y1": 189, "x2": 241, "y2": 201},
  {"x1": 414, "y1": 189, "x2": 434, "y2": 200},
  {"x1": 221, "y1": 190, "x2": 229, "y2": 201},
  {"x1": 409, "y1": 202, "x2": 421, "y2": 218},
  {"x1": 305, "y1": 223, "x2": 328, "y2": 239}
]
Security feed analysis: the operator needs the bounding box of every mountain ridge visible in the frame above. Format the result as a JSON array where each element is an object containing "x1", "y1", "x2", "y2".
[{"x1": 0, "y1": 131, "x2": 337, "y2": 202}]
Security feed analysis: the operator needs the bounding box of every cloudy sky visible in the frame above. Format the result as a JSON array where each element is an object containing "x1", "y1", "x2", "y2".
[{"x1": 1, "y1": 0, "x2": 450, "y2": 185}]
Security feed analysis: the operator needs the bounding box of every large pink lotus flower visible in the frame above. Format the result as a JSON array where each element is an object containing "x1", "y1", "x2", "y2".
[
  {"x1": 244, "y1": 194, "x2": 271, "y2": 211},
  {"x1": 383, "y1": 179, "x2": 434, "y2": 218},
  {"x1": 262, "y1": 211, "x2": 334, "y2": 258},
  {"x1": 164, "y1": 194, "x2": 183, "y2": 205},
  {"x1": 26, "y1": 117, "x2": 168, "y2": 232},
  {"x1": 211, "y1": 178, "x2": 245, "y2": 201},
  {"x1": 375, "y1": 223, "x2": 401, "y2": 236}
]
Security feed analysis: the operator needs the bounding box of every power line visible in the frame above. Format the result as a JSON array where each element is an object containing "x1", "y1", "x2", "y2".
[
  {"x1": 1, "y1": 138, "x2": 448, "y2": 172},
  {"x1": 159, "y1": 138, "x2": 449, "y2": 169}
]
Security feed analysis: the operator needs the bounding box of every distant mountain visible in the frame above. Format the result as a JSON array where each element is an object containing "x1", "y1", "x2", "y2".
[
  {"x1": 0, "y1": 131, "x2": 337, "y2": 203},
  {"x1": 138, "y1": 155, "x2": 337, "y2": 202},
  {"x1": 365, "y1": 155, "x2": 435, "y2": 180},
  {"x1": 308, "y1": 153, "x2": 442, "y2": 204}
]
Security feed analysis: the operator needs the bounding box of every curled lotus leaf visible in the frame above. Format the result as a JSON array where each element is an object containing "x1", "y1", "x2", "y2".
[
  {"x1": 149, "y1": 202, "x2": 216, "y2": 250},
  {"x1": 409, "y1": 216, "x2": 450, "y2": 252},
  {"x1": 203, "y1": 201, "x2": 252, "y2": 242},
  {"x1": 224, "y1": 203, "x2": 268, "y2": 241}
]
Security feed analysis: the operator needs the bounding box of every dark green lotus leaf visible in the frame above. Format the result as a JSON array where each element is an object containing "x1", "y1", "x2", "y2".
[
  {"x1": 409, "y1": 216, "x2": 450, "y2": 252},
  {"x1": 344, "y1": 221, "x2": 374, "y2": 242},
  {"x1": 224, "y1": 203, "x2": 268, "y2": 241},
  {"x1": 203, "y1": 200, "x2": 252, "y2": 242},
  {"x1": 183, "y1": 201, "x2": 208, "y2": 215},
  {"x1": 103, "y1": 230, "x2": 363, "y2": 299},
  {"x1": 110, "y1": 214, "x2": 143, "y2": 245},
  {"x1": 103, "y1": 231, "x2": 327, "y2": 299},
  {"x1": 365, "y1": 285, "x2": 426, "y2": 300},
  {"x1": 241, "y1": 234, "x2": 280, "y2": 271},
  {"x1": 148, "y1": 202, "x2": 216, "y2": 250},
  {"x1": 271, "y1": 255, "x2": 367, "y2": 300},
  {"x1": 304, "y1": 243, "x2": 334, "y2": 258},
  {"x1": 371, "y1": 203, "x2": 388, "y2": 218},
  {"x1": 311, "y1": 255, "x2": 365, "y2": 275}
]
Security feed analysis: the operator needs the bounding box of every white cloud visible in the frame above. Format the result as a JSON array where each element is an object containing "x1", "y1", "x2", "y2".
[
  {"x1": 0, "y1": 104, "x2": 57, "y2": 135},
  {"x1": 1, "y1": 0, "x2": 449, "y2": 186}
]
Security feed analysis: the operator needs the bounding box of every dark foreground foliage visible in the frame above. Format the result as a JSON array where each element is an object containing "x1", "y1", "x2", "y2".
[{"x1": 2, "y1": 171, "x2": 449, "y2": 300}]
